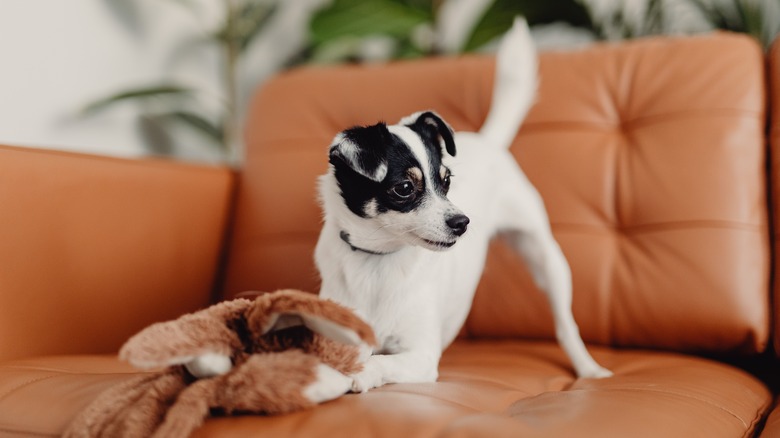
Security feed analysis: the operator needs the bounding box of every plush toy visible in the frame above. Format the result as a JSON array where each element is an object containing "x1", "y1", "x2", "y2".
[{"x1": 64, "y1": 289, "x2": 376, "y2": 438}]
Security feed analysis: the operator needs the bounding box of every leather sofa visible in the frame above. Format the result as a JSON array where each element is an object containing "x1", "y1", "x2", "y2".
[{"x1": 2, "y1": 31, "x2": 780, "y2": 437}]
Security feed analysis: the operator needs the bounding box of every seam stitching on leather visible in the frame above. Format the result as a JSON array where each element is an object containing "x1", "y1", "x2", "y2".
[
  {"x1": 0, "y1": 144, "x2": 228, "y2": 175},
  {"x1": 0, "y1": 426, "x2": 55, "y2": 437},
  {"x1": 554, "y1": 107, "x2": 763, "y2": 128},
  {"x1": 552, "y1": 221, "x2": 762, "y2": 234},
  {"x1": 587, "y1": 387, "x2": 752, "y2": 428},
  {"x1": 742, "y1": 395, "x2": 773, "y2": 438},
  {"x1": 0, "y1": 374, "x2": 59, "y2": 403},
  {"x1": 375, "y1": 388, "x2": 488, "y2": 412},
  {"x1": 0, "y1": 365, "x2": 146, "y2": 374},
  {"x1": 248, "y1": 108, "x2": 764, "y2": 148}
]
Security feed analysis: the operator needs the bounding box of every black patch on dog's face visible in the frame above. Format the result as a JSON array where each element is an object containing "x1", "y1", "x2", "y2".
[
  {"x1": 334, "y1": 123, "x2": 388, "y2": 179},
  {"x1": 329, "y1": 117, "x2": 454, "y2": 218},
  {"x1": 404, "y1": 111, "x2": 456, "y2": 158},
  {"x1": 403, "y1": 114, "x2": 454, "y2": 197}
]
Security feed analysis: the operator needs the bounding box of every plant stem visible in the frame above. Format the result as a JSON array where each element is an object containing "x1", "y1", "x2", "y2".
[{"x1": 224, "y1": 0, "x2": 241, "y2": 164}]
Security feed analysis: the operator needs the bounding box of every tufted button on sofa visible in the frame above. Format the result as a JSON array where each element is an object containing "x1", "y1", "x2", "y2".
[{"x1": 2, "y1": 31, "x2": 780, "y2": 437}]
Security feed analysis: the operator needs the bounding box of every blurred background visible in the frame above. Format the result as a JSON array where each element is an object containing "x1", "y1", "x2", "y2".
[{"x1": 1, "y1": 0, "x2": 778, "y2": 164}]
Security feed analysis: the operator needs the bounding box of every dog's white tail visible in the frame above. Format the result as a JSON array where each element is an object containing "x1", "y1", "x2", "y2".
[{"x1": 479, "y1": 17, "x2": 538, "y2": 150}]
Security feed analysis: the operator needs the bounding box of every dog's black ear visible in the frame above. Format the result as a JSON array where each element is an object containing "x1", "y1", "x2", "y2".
[
  {"x1": 401, "y1": 110, "x2": 456, "y2": 157},
  {"x1": 328, "y1": 123, "x2": 390, "y2": 182}
]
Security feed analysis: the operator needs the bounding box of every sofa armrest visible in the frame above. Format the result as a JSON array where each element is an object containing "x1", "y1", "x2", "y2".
[
  {"x1": 0, "y1": 145, "x2": 234, "y2": 361},
  {"x1": 769, "y1": 36, "x2": 780, "y2": 357}
]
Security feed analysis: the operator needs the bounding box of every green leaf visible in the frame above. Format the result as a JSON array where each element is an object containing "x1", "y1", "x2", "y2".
[
  {"x1": 687, "y1": 0, "x2": 740, "y2": 31},
  {"x1": 387, "y1": 0, "x2": 432, "y2": 15},
  {"x1": 395, "y1": 37, "x2": 427, "y2": 60},
  {"x1": 237, "y1": 1, "x2": 277, "y2": 51},
  {"x1": 735, "y1": 1, "x2": 765, "y2": 44},
  {"x1": 464, "y1": 0, "x2": 591, "y2": 52},
  {"x1": 686, "y1": 0, "x2": 778, "y2": 49},
  {"x1": 162, "y1": 111, "x2": 225, "y2": 146},
  {"x1": 310, "y1": 0, "x2": 431, "y2": 46},
  {"x1": 466, "y1": 1, "x2": 526, "y2": 51},
  {"x1": 642, "y1": 0, "x2": 664, "y2": 35},
  {"x1": 309, "y1": 36, "x2": 364, "y2": 63},
  {"x1": 83, "y1": 85, "x2": 192, "y2": 115},
  {"x1": 215, "y1": 1, "x2": 278, "y2": 50}
]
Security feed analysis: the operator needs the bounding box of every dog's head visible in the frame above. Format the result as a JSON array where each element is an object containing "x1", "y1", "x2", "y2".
[{"x1": 327, "y1": 111, "x2": 469, "y2": 252}]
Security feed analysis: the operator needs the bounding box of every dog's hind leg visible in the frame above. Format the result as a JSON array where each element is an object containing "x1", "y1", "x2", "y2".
[{"x1": 497, "y1": 181, "x2": 612, "y2": 379}]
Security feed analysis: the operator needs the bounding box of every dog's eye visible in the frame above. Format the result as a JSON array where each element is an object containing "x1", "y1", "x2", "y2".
[
  {"x1": 442, "y1": 173, "x2": 452, "y2": 194},
  {"x1": 391, "y1": 181, "x2": 415, "y2": 199}
]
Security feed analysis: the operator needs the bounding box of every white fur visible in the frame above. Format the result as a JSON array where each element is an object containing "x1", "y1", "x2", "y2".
[
  {"x1": 303, "y1": 364, "x2": 354, "y2": 404},
  {"x1": 185, "y1": 352, "x2": 233, "y2": 378},
  {"x1": 315, "y1": 18, "x2": 611, "y2": 392}
]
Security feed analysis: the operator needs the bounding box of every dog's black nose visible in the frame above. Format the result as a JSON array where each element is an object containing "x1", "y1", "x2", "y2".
[{"x1": 446, "y1": 214, "x2": 470, "y2": 236}]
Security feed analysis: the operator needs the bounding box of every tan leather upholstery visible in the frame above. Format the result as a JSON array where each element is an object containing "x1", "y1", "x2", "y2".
[
  {"x1": 762, "y1": 402, "x2": 780, "y2": 437},
  {"x1": 0, "y1": 342, "x2": 770, "y2": 437},
  {"x1": 225, "y1": 32, "x2": 770, "y2": 354},
  {"x1": 768, "y1": 37, "x2": 780, "y2": 357},
  {"x1": 0, "y1": 146, "x2": 234, "y2": 362},
  {"x1": 0, "y1": 32, "x2": 776, "y2": 437}
]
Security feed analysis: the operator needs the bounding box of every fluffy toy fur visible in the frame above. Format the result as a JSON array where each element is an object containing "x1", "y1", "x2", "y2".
[{"x1": 64, "y1": 289, "x2": 376, "y2": 438}]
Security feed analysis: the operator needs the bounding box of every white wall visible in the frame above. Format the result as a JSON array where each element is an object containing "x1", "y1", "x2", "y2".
[
  {"x1": 0, "y1": 1, "x2": 590, "y2": 162},
  {"x1": 0, "y1": 0, "x2": 720, "y2": 162},
  {"x1": 0, "y1": 0, "x2": 223, "y2": 160},
  {"x1": 0, "y1": 0, "x2": 331, "y2": 163},
  {"x1": 0, "y1": 0, "x2": 582, "y2": 163}
]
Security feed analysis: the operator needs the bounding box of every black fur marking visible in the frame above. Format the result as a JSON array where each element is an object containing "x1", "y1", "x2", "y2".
[
  {"x1": 329, "y1": 123, "x2": 390, "y2": 180},
  {"x1": 329, "y1": 151, "x2": 380, "y2": 218},
  {"x1": 405, "y1": 111, "x2": 456, "y2": 157},
  {"x1": 331, "y1": 116, "x2": 457, "y2": 218},
  {"x1": 404, "y1": 113, "x2": 454, "y2": 196}
]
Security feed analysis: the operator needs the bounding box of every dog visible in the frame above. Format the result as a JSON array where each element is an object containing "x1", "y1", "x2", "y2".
[
  {"x1": 314, "y1": 18, "x2": 612, "y2": 393},
  {"x1": 184, "y1": 18, "x2": 611, "y2": 395}
]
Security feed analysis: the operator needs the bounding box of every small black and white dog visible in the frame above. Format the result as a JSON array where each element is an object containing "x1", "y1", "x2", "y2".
[
  {"x1": 316, "y1": 18, "x2": 611, "y2": 392},
  {"x1": 184, "y1": 18, "x2": 610, "y2": 400}
]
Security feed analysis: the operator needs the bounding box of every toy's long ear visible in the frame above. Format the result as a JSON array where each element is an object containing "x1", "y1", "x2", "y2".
[
  {"x1": 249, "y1": 290, "x2": 376, "y2": 347},
  {"x1": 119, "y1": 299, "x2": 252, "y2": 369},
  {"x1": 262, "y1": 313, "x2": 365, "y2": 346},
  {"x1": 400, "y1": 110, "x2": 456, "y2": 157},
  {"x1": 328, "y1": 123, "x2": 391, "y2": 182}
]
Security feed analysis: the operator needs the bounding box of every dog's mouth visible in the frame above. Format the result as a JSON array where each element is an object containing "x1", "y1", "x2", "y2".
[{"x1": 421, "y1": 238, "x2": 457, "y2": 249}]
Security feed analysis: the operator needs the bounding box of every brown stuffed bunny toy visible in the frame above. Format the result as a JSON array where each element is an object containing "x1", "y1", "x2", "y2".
[{"x1": 64, "y1": 289, "x2": 376, "y2": 438}]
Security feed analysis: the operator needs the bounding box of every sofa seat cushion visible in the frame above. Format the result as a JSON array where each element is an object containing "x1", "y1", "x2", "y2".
[{"x1": 0, "y1": 341, "x2": 770, "y2": 437}]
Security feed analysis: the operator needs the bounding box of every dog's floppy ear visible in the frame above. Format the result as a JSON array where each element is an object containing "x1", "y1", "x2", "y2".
[
  {"x1": 401, "y1": 110, "x2": 456, "y2": 157},
  {"x1": 328, "y1": 123, "x2": 391, "y2": 182}
]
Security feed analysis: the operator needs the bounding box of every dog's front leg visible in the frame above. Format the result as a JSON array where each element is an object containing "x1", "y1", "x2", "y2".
[
  {"x1": 350, "y1": 311, "x2": 441, "y2": 392},
  {"x1": 350, "y1": 348, "x2": 440, "y2": 393}
]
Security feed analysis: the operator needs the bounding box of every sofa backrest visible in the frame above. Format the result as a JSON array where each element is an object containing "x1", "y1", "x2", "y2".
[
  {"x1": 224, "y1": 33, "x2": 770, "y2": 355},
  {"x1": 0, "y1": 147, "x2": 233, "y2": 361}
]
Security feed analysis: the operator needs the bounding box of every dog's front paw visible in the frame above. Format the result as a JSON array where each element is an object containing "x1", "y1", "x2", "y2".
[
  {"x1": 185, "y1": 353, "x2": 233, "y2": 378},
  {"x1": 303, "y1": 364, "x2": 353, "y2": 403},
  {"x1": 350, "y1": 362, "x2": 383, "y2": 393}
]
